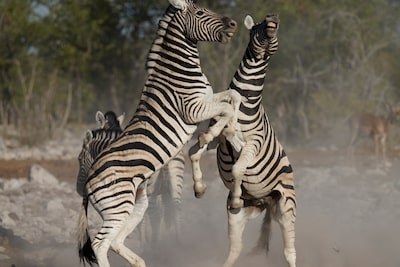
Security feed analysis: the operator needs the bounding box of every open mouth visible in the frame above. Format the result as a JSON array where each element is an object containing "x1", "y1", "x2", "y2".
[
  {"x1": 267, "y1": 21, "x2": 278, "y2": 29},
  {"x1": 220, "y1": 30, "x2": 237, "y2": 43}
]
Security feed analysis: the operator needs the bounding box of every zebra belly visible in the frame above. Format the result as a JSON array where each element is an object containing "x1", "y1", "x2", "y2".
[{"x1": 217, "y1": 141, "x2": 292, "y2": 200}]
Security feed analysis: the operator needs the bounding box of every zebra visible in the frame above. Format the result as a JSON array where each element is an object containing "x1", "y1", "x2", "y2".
[
  {"x1": 76, "y1": 111, "x2": 124, "y2": 197},
  {"x1": 140, "y1": 150, "x2": 185, "y2": 246},
  {"x1": 77, "y1": 0, "x2": 241, "y2": 266},
  {"x1": 96, "y1": 110, "x2": 125, "y2": 131},
  {"x1": 189, "y1": 14, "x2": 297, "y2": 267},
  {"x1": 77, "y1": 110, "x2": 185, "y2": 246}
]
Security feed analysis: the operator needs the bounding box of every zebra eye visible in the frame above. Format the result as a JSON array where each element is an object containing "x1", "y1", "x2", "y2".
[{"x1": 195, "y1": 10, "x2": 204, "y2": 16}]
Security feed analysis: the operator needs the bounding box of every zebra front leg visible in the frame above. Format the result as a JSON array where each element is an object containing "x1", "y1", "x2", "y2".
[
  {"x1": 230, "y1": 144, "x2": 258, "y2": 210},
  {"x1": 198, "y1": 90, "x2": 242, "y2": 148},
  {"x1": 189, "y1": 142, "x2": 208, "y2": 198}
]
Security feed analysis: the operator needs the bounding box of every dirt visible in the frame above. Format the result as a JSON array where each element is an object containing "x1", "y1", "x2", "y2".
[
  {"x1": 1, "y1": 145, "x2": 400, "y2": 267},
  {"x1": 0, "y1": 159, "x2": 78, "y2": 182}
]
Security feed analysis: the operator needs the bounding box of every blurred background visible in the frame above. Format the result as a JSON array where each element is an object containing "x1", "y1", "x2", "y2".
[{"x1": 1, "y1": 0, "x2": 399, "y2": 147}]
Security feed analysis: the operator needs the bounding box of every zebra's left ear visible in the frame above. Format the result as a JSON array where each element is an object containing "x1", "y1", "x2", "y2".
[
  {"x1": 169, "y1": 0, "x2": 188, "y2": 10},
  {"x1": 84, "y1": 130, "x2": 93, "y2": 146},
  {"x1": 244, "y1": 15, "x2": 255, "y2": 30},
  {"x1": 96, "y1": 111, "x2": 106, "y2": 128}
]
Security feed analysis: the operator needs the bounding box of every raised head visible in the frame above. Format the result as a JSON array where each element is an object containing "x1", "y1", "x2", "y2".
[
  {"x1": 168, "y1": 0, "x2": 237, "y2": 43},
  {"x1": 244, "y1": 14, "x2": 280, "y2": 59}
]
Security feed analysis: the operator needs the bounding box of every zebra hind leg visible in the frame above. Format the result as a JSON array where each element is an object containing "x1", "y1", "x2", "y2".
[
  {"x1": 223, "y1": 198, "x2": 263, "y2": 267},
  {"x1": 275, "y1": 192, "x2": 297, "y2": 267},
  {"x1": 110, "y1": 183, "x2": 149, "y2": 267},
  {"x1": 92, "y1": 212, "x2": 132, "y2": 267},
  {"x1": 92, "y1": 184, "x2": 148, "y2": 267}
]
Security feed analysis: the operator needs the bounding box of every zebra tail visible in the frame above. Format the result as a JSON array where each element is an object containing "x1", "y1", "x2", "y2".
[
  {"x1": 250, "y1": 206, "x2": 272, "y2": 256},
  {"x1": 77, "y1": 196, "x2": 97, "y2": 265}
]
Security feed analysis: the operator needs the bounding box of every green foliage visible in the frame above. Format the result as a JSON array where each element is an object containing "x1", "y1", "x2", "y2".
[{"x1": 0, "y1": 0, "x2": 399, "y2": 145}]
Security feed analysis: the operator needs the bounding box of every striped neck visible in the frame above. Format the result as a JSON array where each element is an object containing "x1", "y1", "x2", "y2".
[
  {"x1": 146, "y1": 5, "x2": 200, "y2": 75},
  {"x1": 230, "y1": 49, "x2": 270, "y2": 101},
  {"x1": 90, "y1": 129, "x2": 122, "y2": 159}
]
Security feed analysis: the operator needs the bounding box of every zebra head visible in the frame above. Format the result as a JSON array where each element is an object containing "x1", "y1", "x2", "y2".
[
  {"x1": 96, "y1": 110, "x2": 125, "y2": 130},
  {"x1": 77, "y1": 130, "x2": 96, "y2": 196},
  {"x1": 244, "y1": 14, "x2": 280, "y2": 60},
  {"x1": 76, "y1": 112, "x2": 123, "y2": 197},
  {"x1": 168, "y1": 0, "x2": 237, "y2": 43}
]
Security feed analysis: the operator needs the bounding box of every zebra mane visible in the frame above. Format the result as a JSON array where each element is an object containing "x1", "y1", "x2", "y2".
[
  {"x1": 90, "y1": 128, "x2": 122, "y2": 140},
  {"x1": 146, "y1": 5, "x2": 178, "y2": 73}
]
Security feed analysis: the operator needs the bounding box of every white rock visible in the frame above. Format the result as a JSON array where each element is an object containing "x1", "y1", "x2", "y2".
[
  {"x1": 0, "y1": 178, "x2": 28, "y2": 190},
  {"x1": 28, "y1": 164, "x2": 59, "y2": 186}
]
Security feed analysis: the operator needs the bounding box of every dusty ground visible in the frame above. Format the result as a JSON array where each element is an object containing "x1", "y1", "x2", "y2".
[{"x1": 1, "y1": 143, "x2": 400, "y2": 267}]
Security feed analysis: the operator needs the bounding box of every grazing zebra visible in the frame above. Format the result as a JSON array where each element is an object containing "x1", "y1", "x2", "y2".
[
  {"x1": 190, "y1": 15, "x2": 297, "y2": 267},
  {"x1": 77, "y1": 0, "x2": 241, "y2": 266}
]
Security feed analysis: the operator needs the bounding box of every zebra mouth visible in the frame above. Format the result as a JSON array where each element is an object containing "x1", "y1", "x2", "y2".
[{"x1": 220, "y1": 30, "x2": 236, "y2": 43}]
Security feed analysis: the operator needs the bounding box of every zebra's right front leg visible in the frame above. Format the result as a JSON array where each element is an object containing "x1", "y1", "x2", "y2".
[
  {"x1": 230, "y1": 144, "x2": 258, "y2": 210},
  {"x1": 198, "y1": 90, "x2": 242, "y2": 148},
  {"x1": 189, "y1": 141, "x2": 208, "y2": 198}
]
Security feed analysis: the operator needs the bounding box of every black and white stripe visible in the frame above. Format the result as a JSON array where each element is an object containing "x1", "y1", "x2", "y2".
[
  {"x1": 77, "y1": 1, "x2": 241, "y2": 266},
  {"x1": 76, "y1": 111, "x2": 123, "y2": 197},
  {"x1": 77, "y1": 110, "x2": 186, "y2": 248},
  {"x1": 190, "y1": 14, "x2": 297, "y2": 267}
]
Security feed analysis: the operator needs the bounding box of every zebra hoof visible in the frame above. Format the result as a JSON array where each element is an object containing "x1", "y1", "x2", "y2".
[
  {"x1": 229, "y1": 198, "x2": 243, "y2": 211},
  {"x1": 195, "y1": 190, "x2": 206, "y2": 198},
  {"x1": 198, "y1": 132, "x2": 211, "y2": 148},
  {"x1": 229, "y1": 206, "x2": 241, "y2": 214},
  {"x1": 194, "y1": 184, "x2": 207, "y2": 198}
]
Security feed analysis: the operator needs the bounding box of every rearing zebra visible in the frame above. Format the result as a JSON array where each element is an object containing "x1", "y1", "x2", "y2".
[
  {"x1": 190, "y1": 14, "x2": 297, "y2": 267},
  {"x1": 76, "y1": 111, "x2": 185, "y2": 247},
  {"x1": 77, "y1": 1, "x2": 241, "y2": 266}
]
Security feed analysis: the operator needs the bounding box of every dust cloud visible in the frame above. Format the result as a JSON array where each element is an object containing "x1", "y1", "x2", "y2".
[{"x1": 4, "y1": 143, "x2": 400, "y2": 267}]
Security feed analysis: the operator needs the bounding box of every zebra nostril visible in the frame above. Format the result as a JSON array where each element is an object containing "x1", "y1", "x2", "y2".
[
  {"x1": 229, "y1": 19, "x2": 237, "y2": 28},
  {"x1": 223, "y1": 17, "x2": 237, "y2": 29}
]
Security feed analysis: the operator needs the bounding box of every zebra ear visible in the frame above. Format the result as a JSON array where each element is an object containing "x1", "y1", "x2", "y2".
[
  {"x1": 169, "y1": 0, "x2": 187, "y2": 10},
  {"x1": 117, "y1": 113, "x2": 125, "y2": 127},
  {"x1": 84, "y1": 130, "x2": 93, "y2": 146},
  {"x1": 96, "y1": 111, "x2": 106, "y2": 128},
  {"x1": 244, "y1": 15, "x2": 255, "y2": 30}
]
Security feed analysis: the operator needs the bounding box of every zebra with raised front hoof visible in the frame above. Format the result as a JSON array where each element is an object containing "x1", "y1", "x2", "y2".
[
  {"x1": 190, "y1": 14, "x2": 297, "y2": 267},
  {"x1": 77, "y1": 1, "x2": 241, "y2": 266}
]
